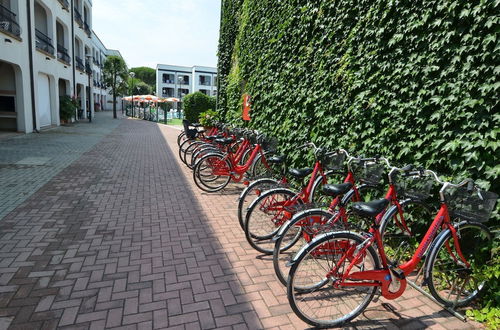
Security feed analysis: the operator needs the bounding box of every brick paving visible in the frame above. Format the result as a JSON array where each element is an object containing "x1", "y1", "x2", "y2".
[{"x1": 0, "y1": 116, "x2": 482, "y2": 329}]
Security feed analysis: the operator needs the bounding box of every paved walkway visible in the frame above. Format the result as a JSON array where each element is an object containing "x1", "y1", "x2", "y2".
[{"x1": 0, "y1": 115, "x2": 481, "y2": 329}]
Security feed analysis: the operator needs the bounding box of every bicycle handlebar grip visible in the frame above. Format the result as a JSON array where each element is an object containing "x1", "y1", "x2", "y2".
[
  {"x1": 401, "y1": 164, "x2": 414, "y2": 172},
  {"x1": 466, "y1": 179, "x2": 475, "y2": 192}
]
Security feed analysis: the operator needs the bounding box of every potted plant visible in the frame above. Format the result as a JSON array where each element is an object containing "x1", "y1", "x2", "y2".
[
  {"x1": 199, "y1": 109, "x2": 219, "y2": 129},
  {"x1": 59, "y1": 95, "x2": 78, "y2": 124}
]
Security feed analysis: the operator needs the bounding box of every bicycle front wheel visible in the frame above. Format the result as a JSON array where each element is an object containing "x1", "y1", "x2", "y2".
[
  {"x1": 425, "y1": 221, "x2": 493, "y2": 307},
  {"x1": 287, "y1": 231, "x2": 380, "y2": 328},
  {"x1": 237, "y1": 178, "x2": 279, "y2": 231},
  {"x1": 193, "y1": 153, "x2": 231, "y2": 192}
]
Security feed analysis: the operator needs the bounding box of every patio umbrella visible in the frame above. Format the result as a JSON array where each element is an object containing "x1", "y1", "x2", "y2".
[{"x1": 164, "y1": 97, "x2": 180, "y2": 102}]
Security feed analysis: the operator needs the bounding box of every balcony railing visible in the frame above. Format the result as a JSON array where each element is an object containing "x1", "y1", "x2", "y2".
[
  {"x1": 83, "y1": 22, "x2": 91, "y2": 37},
  {"x1": 74, "y1": 9, "x2": 83, "y2": 28},
  {"x1": 199, "y1": 81, "x2": 211, "y2": 86},
  {"x1": 0, "y1": 4, "x2": 21, "y2": 37},
  {"x1": 57, "y1": 0, "x2": 69, "y2": 10},
  {"x1": 57, "y1": 44, "x2": 71, "y2": 64},
  {"x1": 35, "y1": 29, "x2": 54, "y2": 55},
  {"x1": 85, "y1": 62, "x2": 92, "y2": 74},
  {"x1": 75, "y1": 56, "x2": 85, "y2": 71}
]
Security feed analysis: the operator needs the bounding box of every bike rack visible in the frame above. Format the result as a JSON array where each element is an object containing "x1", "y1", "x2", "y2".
[{"x1": 408, "y1": 266, "x2": 467, "y2": 322}]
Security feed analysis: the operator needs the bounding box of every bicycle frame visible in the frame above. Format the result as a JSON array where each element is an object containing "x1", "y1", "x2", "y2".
[{"x1": 336, "y1": 200, "x2": 468, "y2": 300}]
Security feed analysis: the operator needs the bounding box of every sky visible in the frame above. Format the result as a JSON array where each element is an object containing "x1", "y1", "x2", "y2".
[{"x1": 92, "y1": 0, "x2": 221, "y2": 69}]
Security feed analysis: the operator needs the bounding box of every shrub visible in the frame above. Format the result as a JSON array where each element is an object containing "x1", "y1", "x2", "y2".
[
  {"x1": 199, "y1": 109, "x2": 219, "y2": 127},
  {"x1": 59, "y1": 95, "x2": 77, "y2": 122},
  {"x1": 183, "y1": 92, "x2": 216, "y2": 123}
]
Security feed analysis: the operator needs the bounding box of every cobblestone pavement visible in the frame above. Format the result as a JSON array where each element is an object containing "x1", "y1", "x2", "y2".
[
  {"x1": 0, "y1": 117, "x2": 481, "y2": 329},
  {"x1": 0, "y1": 113, "x2": 121, "y2": 221}
]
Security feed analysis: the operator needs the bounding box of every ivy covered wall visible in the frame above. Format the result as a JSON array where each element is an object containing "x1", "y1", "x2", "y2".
[{"x1": 217, "y1": 0, "x2": 499, "y2": 191}]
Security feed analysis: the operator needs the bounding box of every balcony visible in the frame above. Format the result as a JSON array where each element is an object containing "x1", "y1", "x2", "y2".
[
  {"x1": 85, "y1": 62, "x2": 92, "y2": 74},
  {"x1": 74, "y1": 9, "x2": 83, "y2": 28},
  {"x1": 57, "y1": 0, "x2": 70, "y2": 10},
  {"x1": 83, "y1": 22, "x2": 91, "y2": 37},
  {"x1": 0, "y1": 4, "x2": 21, "y2": 37},
  {"x1": 35, "y1": 29, "x2": 54, "y2": 55},
  {"x1": 57, "y1": 44, "x2": 71, "y2": 64},
  {"x1": 75, "y1": 56, "x2": 85, "y2": 71}
]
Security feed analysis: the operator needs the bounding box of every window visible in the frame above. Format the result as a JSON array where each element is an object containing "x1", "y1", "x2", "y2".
[
  {"x1": 199, "y1": 89, "x2": 210, "y2": 95},
  {"x1": 162, "y1": 73, "x2": 174, "y2": 84},
  {"x1": 178, "y1": 75, "x2": 189, "y2": 85},
  {"x1": 199, "y1": 75, "x2": 211, "y2": 86},
  {"x1": 162, "y1": 87, "x2": 174, "y2": 97}
]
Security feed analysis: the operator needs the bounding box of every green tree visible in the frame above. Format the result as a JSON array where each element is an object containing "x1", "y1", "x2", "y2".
[
  {"x1": 103, "y1": 55, "x2": 128, "y2": 119},
  {"x1": 130, "y1": 67, "x2": 156, "y2": 91},
  {"x1": 183, "y1": 92, "x2": 216, "y2": 122},
  {"x1": 127, "y1": 77, "x2": 151, "y2": 95}
]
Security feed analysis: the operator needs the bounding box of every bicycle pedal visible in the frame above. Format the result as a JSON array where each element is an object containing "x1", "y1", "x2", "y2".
[{"x1": 389, "y1": 267, "x2": 405, "y2": 280}]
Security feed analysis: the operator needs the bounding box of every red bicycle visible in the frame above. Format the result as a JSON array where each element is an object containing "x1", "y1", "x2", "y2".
[
  {"x1": 287, "y1": 168, "x2": 496, "y2": 328},
  {"x1": 192, "y1": 132, "x2": 276, "y2": 192}
]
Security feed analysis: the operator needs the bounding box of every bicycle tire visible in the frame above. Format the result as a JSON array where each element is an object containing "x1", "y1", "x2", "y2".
[
  {"x1": 177, "y1": 131, "x2": 186, "y2": 147},
  {"x1": 425, "y1": 221, "x2": 492, "y2": 307},
  {"x1": 237, "y1": 178, "x2": 279, "y2": 231},
  {"x1": 244, "y1": 188, "x2": 299, "y2": 254},
  {"x1": 287, "y1": 231, "x2": 380, "y2": 328},
  {"x1": 379, "y1": 199, "x2": 434, "y2": 266},
  {"x1": 179, "y1": 139, "x2": 201, "y2": 165},
  {"x1": 189, "y1": 145, "x2": 221, "y2": 169},
  {"x1": 183, "y1": 141, "x2": 210, "y2": 166},
  {"x1": 193, "y1": 153, "x2": 231, "y2": 192}
]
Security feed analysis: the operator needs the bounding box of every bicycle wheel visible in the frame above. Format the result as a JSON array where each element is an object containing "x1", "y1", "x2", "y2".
[
  {"x1": 189, "y1": 145, "x2": 220, "y2": 169},
  {"x1": 179, "y1": 139, "x2": 201, "y2": 165},
  {"x1": 244, "y1": 188, "x2": 299, "y2": 254},
  {"x1": 425, "y1": 221, "x2": 493, "y2": 307},
  {"x1": 273, "y1": 209, "x2": 335, "y2": 287},
  {"x1": 250, "y1": 151, "x2": 275, "y2": 178},
  {"x1": 379, "y1": 199, "x2": 434, "y2": 266},
  {"x1": 237, "y1": 178, "x2": 279, "y2": 231},
  {"x1": 183, "y1": 141, "x2": 211, "y2": 166},
  {"x1": 287, "y1": 231, "x2": 380, "y2": 328},
  {"x1": 177, "y1": 131, "x2": 186, "y2": 147},
  {"x1": 193, "y1": 153, "x2": 231, "y2": 192}
]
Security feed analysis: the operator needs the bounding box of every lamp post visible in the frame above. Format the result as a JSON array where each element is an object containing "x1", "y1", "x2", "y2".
[
  {"x1": 178, "y1": 75, "x2": 183, "y2": 120},
  {"x1": 85, "y1": 55, "x2": 92, "y2": 122},
  {"x1": 129, "y1": 72, "x2": 135, "y2": 117}
]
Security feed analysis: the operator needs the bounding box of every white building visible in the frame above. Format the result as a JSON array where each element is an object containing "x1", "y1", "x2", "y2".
[
  {"x1": 0, "y1": 0, "x2": 124, "y2": 133},
  {"x1": 156, "y1": 64, "x2": 217, "y2": 108}
]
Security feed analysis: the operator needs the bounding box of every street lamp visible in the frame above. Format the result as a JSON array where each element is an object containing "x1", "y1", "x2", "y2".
[
  {"x1": 178, "y1": 75, "x2": 183, "y2": 119},
  {"x1": 129, "y1": 72, "x2": 135, "y2": 117},
  {"x1": 85, "y1": 55, "x2": 92, "y2": 122}
]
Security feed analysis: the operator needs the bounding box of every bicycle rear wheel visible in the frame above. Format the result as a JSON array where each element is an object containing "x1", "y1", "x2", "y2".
[
  {"x1": 425, "y1": 221, "x2": 493, "y2": 307},
  {"x1": 287, "y1": 231, "x2": 380, "y2": 328}
]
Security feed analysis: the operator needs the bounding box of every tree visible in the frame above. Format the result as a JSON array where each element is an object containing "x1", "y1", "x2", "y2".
[
  {"x1": 130, "y1": 67, "x2": 156, "y2": 92},
  {"x1": 103, "y1": 55, "x2": 128, "y2": 119},
  {"x1": 127, "y1": 77, "x2": 151, "y2": 95},
  {"x1": 183, "y1": 92, "x2": 216, "y2": 122}
]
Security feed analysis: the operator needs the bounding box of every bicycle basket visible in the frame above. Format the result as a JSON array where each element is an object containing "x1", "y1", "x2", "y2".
[
  {"x1": 261, "y1": 135, "x2": 278, "y2": 152},
  {"x1": 445, "y1": 187, "x2": 498, "y2": 223},
  {"x1": 322, "y1": 152, "x2": 346, "y2": 171},
  {"x1": 351, "y1": 160, "x2": 385, "y2": 185},
  {"x1": 394, "y1": 173, "x2": 434, "y2": 200}
]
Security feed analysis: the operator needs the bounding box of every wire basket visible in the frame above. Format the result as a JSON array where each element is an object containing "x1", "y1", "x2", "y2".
[
  {"x1": 445, "y1": 187, "x2": 498, "y2": 223},
  {"x1": 245, "y1": 131, "x2": 258, "y2": 144},
  {"x1": 322, "y1": 152, "x2": 346, "y2": 171},
  {"x1": 260, "y1": 135, "x2": 278, "y2": 152},
  {"x1": 351, "y1": 160, "x2": 385, "y2": 185},
  {"x1": 394, "y1": 173, "x2": 435, "y2": 200}
]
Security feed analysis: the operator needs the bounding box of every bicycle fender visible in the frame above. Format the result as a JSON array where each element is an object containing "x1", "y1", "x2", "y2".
[{"x1": 245, "y1": 187, "x2": 297, "y2": 215}]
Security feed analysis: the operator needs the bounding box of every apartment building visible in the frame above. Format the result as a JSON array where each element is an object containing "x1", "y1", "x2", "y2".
[
  {"x1": 156, "y1": 64, "x2": 217, "y2": 108},
  {"x1": 0, "y1": 0, "x2": 124, "y2": 133}
]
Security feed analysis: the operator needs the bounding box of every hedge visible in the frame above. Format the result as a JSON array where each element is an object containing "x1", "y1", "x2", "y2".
[{"x1": 217, "y1": 0, "x2": 499, "y2": 193}]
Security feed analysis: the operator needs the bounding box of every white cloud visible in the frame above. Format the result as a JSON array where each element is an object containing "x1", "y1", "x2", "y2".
[{"x1": 92, "y1": 0, "x2": 221, "y2": 69}]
